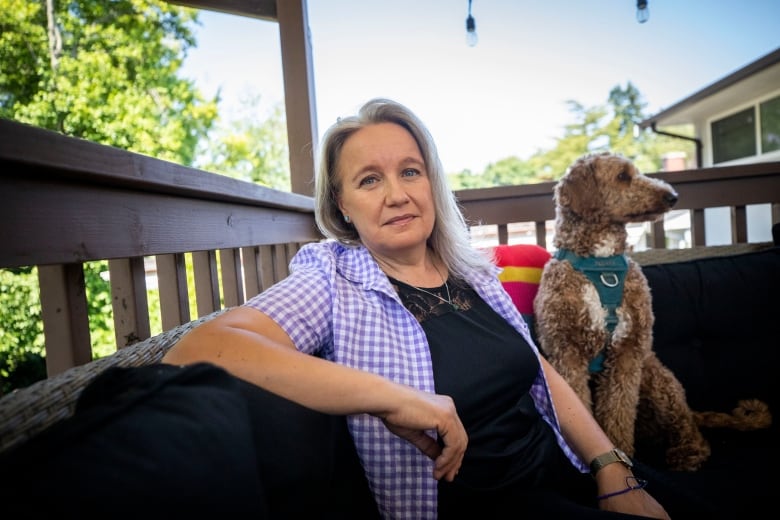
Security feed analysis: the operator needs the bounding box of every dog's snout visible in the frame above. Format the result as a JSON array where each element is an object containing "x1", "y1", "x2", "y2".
[{"x1": 665, "y1": 191, "x2": 678, "y2": 207}]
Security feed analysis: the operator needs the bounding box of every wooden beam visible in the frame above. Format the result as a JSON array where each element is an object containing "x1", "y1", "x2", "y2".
[
  {"x1": 731, "y1": 205, "x2": 748, "y2": 243},
  {"x1": 108, "y1": 257, "x2": 151, "y2": 347},
  {"x1": 278, "y1": 0, "x2": 318, "y2": 196},
  {"x1": 219, "y1": 248, "x2": 244, "y2": 307},
  {"x1": 166, "y1": 0, "x2": 278, "y2": 21},
  {"x1": 1, "y1": 177, "x2": 319, "y2": 268},
  {"x1": 193, "y1": 250, "x2": 221, "y2": 316},
  {"x1": 241, "y1": 246, "x2": 261, "y2": 300},
  {"x1": 535, "y1": 221, "x2": 547, "y2": 248},
  {"x1": 651, "y1": 221, "x2": 666, "y2": 249},
  {"x1": 38, "y1": 264, "x2": 92, "y2": 375},
  {"x1": 0, "y1": 119, "x2": 314, "y2": 213},
  {"x1": 258, "y1": 245, "x2": 276, "y2": 292},
  {"x1": 156, "y1": 253, "x2": 191, "y2": 330}
]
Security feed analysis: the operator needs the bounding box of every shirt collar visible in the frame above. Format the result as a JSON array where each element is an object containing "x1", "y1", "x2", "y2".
[
  {"x1": 334, "y1": 239, "x2": 501, "y2": 291},
  {"x1": 334, "y1": 242, "x2": 396, "y2": 294}
]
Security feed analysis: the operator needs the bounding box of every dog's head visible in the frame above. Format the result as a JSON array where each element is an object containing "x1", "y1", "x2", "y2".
[{"x1": 554, "y1": 152, "x2": 678, "y2": 224}]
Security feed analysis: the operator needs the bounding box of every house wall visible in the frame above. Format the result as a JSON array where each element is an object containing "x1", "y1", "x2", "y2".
[
  {"x1": 699, "y1": 88, "x2": 780, "y2": 168},
  {"x1": 691, "y1": 86, "x2": 779, "y2": 245}
]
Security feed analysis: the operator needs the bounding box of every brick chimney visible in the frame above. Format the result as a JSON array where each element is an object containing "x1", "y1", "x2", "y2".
[{"x1": 662, "y1": 151, "x2": 687, "y2": 171}]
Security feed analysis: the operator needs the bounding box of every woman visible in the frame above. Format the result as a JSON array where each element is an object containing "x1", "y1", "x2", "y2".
[{"x1": 163, "y1": 98, "x2": 673, "y2": 519}]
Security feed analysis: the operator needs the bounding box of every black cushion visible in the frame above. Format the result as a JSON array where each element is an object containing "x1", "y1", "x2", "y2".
[
  {"x1": 639, "y1": 247, "x2": 779, "y2": 518},
  {"x1": 0, "y1": 362, "x2": 379, "y2": 519},
  {"x1": 642, "y1": 247, "x2": 780, "y2": 413},
  {"x1": 0, "y1": 362, "x2": 267, "y2": 517},
  {"x1": 235, "y1": 374, "x2": 379, "y2": 518}
]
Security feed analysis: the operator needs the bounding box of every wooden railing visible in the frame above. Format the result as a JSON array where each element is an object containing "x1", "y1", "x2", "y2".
[
  {"x1": 2, "y1": 117, "x2": 780, "y2": 377},
  {"x1": 1, "y1": 118, "x2": 321, "y2": 376},
  {"x1": 455, "y1": 162, "x2": 780, "y2": 247}
]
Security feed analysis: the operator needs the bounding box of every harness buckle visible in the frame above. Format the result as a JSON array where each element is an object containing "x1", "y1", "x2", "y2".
[{"x1": 600, "y1": 272, "x2": 620, "y2": 288}]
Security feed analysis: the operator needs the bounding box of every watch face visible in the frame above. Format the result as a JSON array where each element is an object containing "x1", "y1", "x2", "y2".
[{"x1": 615, "y1": 449, "x2": 632, "y2": 466}]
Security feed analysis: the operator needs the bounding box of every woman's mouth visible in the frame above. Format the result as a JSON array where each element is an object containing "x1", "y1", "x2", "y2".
[{"x1": 385, "y1": 215, "x2": 415, "y2": 226}]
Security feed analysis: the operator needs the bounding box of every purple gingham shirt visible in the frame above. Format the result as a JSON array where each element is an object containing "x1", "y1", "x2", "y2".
[{"x1": 244, "y1": 240, "x2": 587, "y2": 519}]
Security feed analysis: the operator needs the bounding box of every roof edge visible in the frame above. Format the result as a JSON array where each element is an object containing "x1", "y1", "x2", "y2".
[{"x1": 639, "y1": 47, "x2": 780, "y2": 129}]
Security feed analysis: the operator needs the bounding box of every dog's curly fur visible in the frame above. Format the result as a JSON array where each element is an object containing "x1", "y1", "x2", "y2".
[{"x1": 533, "y1": 152, "x2": 712, "y2": 471}]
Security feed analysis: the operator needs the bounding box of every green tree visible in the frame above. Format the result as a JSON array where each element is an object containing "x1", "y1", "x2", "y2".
[
  {"x1": 526, "y1": 83, "x2": 696, "y2": 182},
  {"x1": 84, "y1": 261, "x2": 115, "y2": 359},
  {"x1": 450, "y1": 82, "x2": 696, "y2": 189},
  {"x1": 481, "y1": 157, "x2": 538, "y2": 187},
  {"x1": 604, "y1": 82, "x2": 695, "y2": 173},
  {"x1": 0, "y1": 0, "x2": 218, "y2": 390},
  {"x1": 0, "y1": 267, "x2": 45, "y2": 395},
  {"x1": 448, "y1": 168, "x2": 482, "y2": 190},
  {"x1": 526, "y1": 100, "x2": 610, "y2": 182},
  {"x1": 0, "y1": 0, "x2": 217, "y2": 163},
  {"x1": 196, "y1": 97, "x2": 291, "y2": 190}
]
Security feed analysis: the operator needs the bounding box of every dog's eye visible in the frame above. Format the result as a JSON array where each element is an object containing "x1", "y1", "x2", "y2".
[{"x1": 618, "y1": 170, "x2": 631, "y2": 182}]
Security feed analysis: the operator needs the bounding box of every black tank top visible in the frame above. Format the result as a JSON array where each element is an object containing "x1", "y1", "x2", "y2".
[{"x1": 389, "y1": 276, "x2": 560, "y2": 491}]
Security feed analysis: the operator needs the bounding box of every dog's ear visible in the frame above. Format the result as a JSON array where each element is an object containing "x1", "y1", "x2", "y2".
[{"x1": 555, "y1": 157, "x2": 601, "y2": 217}]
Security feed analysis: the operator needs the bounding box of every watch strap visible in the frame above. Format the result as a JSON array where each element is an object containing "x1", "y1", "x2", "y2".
[{"x1": 589, "y1": 448, "x2": 633, "y2": 475}]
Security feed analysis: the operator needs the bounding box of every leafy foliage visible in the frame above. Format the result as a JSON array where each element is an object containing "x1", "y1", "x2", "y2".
[
  {"x1": 195, "y1": 97, "x2": 291, "y2": 190},
  {"x1": 0, "y1": 0, "x2": 220, "y2": 391},
  {"x1": 84, "y1": 261, "x2": 116, "y2": 359},
  {"x1": 448, "y1": 82, "x2": 696, "y2": 188},
  {"x1": 0, "y1": 267, "x2": 45, "y2": 395},
  {"x1": 0, "y1": 0, "x2": 218, "y2": 163}
]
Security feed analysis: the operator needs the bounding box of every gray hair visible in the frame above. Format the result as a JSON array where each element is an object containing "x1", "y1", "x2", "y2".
[{"x1": 313, "y1": 98, "x2": 493, "y2": 280}]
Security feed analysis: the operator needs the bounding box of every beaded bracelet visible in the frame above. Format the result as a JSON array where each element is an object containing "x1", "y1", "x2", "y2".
[{"x1": 596, "y1": 476, "x2": 648, "y2": 500}]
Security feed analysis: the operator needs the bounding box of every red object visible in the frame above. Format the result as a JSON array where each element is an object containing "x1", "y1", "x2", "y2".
[{"x1": 488, "y1": 244, "x2": 551, "y2": 315}]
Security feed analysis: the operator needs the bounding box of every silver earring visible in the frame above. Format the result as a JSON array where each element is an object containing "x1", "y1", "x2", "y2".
[{"x1": 344, "y1": 215, "x2": 350, "y2": 223}]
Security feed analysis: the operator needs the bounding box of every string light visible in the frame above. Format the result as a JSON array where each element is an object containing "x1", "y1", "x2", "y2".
[
  {"x1": 636, "y1": 0, "x2": 649, "y2": 23},
  {"x1": 466, "y1": 0, "x2": 477, "y2": 46}
]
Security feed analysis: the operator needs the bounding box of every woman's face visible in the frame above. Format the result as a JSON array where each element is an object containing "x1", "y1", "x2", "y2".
[{"x1": 336, "y1": 122, "x2": 435, "y2": 260}]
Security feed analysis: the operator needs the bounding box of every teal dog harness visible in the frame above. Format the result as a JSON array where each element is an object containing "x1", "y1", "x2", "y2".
[{"x1": 553, "y1": 249, "x2": 629, "y2": 373}]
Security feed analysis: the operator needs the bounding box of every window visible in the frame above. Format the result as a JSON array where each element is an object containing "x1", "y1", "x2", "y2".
[
  {"x1": 712, "y1": 107, "x2": 756, "y2": 164},
  {"x1": 760, "y1": 95, "x2": 780, "y2": 154},
  {"x1": 711, "y1": 94, "x2": 780, "y2": 164}
]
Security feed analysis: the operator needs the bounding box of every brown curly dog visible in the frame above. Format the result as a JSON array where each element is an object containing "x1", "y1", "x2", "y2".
[
  {"x1": 533, "y1": 153, "x2": 771, "y2": 471},
  {"x1": 532, "y1": 152, "x2": 713, "y2": 471}
]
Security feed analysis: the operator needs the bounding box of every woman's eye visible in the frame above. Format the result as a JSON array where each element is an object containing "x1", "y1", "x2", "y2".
[
  {"x1": 359, "y1": 176, "x2": 377, "y2": 186},
  {"x1": 402, "y1": 168, "x2": 420, "y2": 178}
]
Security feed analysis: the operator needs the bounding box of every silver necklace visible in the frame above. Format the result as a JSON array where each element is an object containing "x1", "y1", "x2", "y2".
[{"x1": 409, "y1": 264, "x2": 459, "y2": 311}]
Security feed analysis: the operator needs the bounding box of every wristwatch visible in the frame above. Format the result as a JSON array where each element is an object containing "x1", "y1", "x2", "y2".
[{"x1": 589, "y1": 448, "x2": 633, "y2": 475}]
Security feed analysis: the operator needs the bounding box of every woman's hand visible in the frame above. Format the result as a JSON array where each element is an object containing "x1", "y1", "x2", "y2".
[
  {"x1": 599, "y1": 488, "x2": 671, "y2": 519},
  {"x1": 164, "y1": 308, "x2": 468, "y2": 480},
  {"x1": 376, "y1": 386, "x2": 467, "y2": 482},
  {"x1": 596, "y1": 466, "x2": 671, "y2": 519}
]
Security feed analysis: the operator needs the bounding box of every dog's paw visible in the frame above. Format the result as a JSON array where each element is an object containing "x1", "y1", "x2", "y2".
[{"x1": 664, "y1": 441, "x2": 711, "y2": 472}]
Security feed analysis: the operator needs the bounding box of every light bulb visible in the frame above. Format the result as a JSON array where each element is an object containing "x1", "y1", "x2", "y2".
[
  {"x1": 636, "y1": 0, "x2": 649, "y2": 23},
  {"x1": 466, "y1": 15, "x2": 478, "y2": 46}
]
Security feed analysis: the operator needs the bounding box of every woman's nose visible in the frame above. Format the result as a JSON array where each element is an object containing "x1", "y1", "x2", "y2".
[{"x1": 384, "y1": 178, "x2": 410, "y2": 204}]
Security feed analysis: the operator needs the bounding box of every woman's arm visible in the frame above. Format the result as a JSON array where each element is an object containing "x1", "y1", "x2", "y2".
[
  {"x1": 540, "y1": 357, "x2": 670, "y2": 518},
  {"x1": 162, "y1": 306, "x2": 466, "y2": 481}
]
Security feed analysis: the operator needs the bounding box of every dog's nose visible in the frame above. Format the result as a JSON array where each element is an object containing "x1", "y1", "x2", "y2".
[{"x1": 665, "y1": 192, "x2": 678, "y2": 207}]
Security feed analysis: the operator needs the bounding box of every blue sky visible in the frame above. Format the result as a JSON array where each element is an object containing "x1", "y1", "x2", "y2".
[{"x1": 179, "y1": 0, "x2": 780, "y2": 174}]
